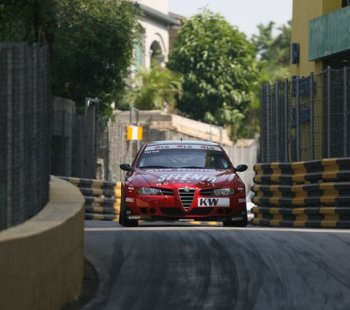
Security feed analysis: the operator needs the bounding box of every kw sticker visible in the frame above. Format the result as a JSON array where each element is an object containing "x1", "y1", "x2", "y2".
[{"x1": 198, "y1": 198, "x2": 230, "y2": 207}]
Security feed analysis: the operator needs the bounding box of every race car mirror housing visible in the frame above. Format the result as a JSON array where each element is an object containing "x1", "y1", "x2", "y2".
[
  {"x1": 234, "y1": 164, "x2": 248, "y2": 172},
  {"x1": 120, "y1": 163, "x2": 132, "y2": 171}
]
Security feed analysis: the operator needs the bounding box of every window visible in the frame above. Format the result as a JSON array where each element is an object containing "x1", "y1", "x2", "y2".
[
  {"x1": 150, "y1": 41, "x2": 164, "y2": 67},
  {"x1": 342, "y1": 0, "x2": 350, "y2": 8},
  {"x1": 138, "y1": 149, "x2": 231, "y2": 170},
  {"x1": 135, "y1": 25, "x2": 145, "y2": 70}
]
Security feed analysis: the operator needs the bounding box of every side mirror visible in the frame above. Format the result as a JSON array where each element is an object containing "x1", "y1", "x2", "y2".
[
  {"x1": 120, "y1": 163, "x2": 132, "y2": 171},
  {"x1": 235, "y1": 164, "x2": 248, "y2": 172}
]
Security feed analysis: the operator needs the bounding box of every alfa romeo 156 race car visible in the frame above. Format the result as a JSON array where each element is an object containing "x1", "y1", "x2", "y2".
[{"x1": 119, "y1": 140, "x2": 248, "y2": 227}]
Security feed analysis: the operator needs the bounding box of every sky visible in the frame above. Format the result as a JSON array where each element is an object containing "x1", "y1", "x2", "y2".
[{"x1": 168, "y1": 0, "x2": 293, "y2": 38}]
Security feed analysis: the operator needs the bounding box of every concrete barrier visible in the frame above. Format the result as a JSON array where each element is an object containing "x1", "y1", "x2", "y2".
[{"x1": 0, "y1": 176, "x2": 85, "y2": 310}]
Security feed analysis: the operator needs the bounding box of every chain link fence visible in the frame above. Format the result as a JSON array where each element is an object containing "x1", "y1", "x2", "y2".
[
  {"x1": 260, "y1": 67, "x2": 350, "y2": 162},
  {"x1": 0, "y1": 43, "x2": 51, "y2": 231}
]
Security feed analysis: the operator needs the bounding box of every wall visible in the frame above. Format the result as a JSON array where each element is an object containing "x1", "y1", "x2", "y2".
[
  {"x1": 231, "y1": 140, "x2": 258, "y2": 192},
  {"x1": 290, "y1": 0, "x2": 342, "y2": 76},
  {"x1": 0, "y1": 177, "x2": 84, "y2": 310},
  {"x1": 139, "y1": 18, "x2": 170, "y2": 67}
]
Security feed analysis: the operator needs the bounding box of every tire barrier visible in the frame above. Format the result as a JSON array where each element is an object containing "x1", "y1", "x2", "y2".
[
  {"x1": 59, "y1": 177, "x2": 121, "y2": 221},
  {"x1": 251, "y1": 158, "x2": 350, "y2": 228}
]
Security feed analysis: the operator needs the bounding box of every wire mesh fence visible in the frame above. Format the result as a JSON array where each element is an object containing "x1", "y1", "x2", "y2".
[
  {"x1": 51, "y1": 97, "x2": 75, "y2": 177},
  {"x1": 260, "y1": 67, "x2": 350, "y2": 163},
  {"x1": 0, "y1": 43, "x2": 51, "y2": 231}
]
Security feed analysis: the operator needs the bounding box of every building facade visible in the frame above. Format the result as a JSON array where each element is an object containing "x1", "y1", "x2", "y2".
[
  {"x1": 291, "y1": 0, "x2": 350, "y2": 76},
  {"x1": 133, "y1": 0, "x2": 181, "y2": 70},
  {"x1": 259, "y1": 0, "x2": 350, "y2": 163}
]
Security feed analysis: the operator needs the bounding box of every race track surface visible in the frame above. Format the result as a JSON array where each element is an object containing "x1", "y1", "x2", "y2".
[{"x1": 83, "y1": 221, "x2": 350, "y2": 310}]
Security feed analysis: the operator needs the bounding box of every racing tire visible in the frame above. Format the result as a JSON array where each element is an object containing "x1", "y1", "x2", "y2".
[
  {"x1": 223, "y1": 213, "x2": 248, "y2": 227},
  {"x1": 119, "y1": 193, "x2": 138, "y2": 227}
]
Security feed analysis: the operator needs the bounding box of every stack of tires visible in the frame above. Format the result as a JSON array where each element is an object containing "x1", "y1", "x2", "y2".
[{"x1": 59, "y1": 177, "x2": 121, "y2": 221}]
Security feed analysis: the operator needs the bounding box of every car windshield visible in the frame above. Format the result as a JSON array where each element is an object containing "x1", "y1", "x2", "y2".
[{"x1": 137, "y1": 145, "x2": 232, "y2": 170}]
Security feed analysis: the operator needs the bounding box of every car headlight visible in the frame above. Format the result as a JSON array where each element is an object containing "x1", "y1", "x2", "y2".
[
  {"x1": 212, "y1": 188, "x2": 235, "y2": 196},
  {"x1": 138, "y1": 187, "x2": 162, "y2": 195}
]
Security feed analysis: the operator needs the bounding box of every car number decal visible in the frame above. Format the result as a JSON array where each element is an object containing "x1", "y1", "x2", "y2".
[{"x1": 198, "y1": 198, "x2": 230, "y2": 207}]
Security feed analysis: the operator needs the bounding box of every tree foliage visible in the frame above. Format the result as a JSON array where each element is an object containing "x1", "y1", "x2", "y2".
[
  {"x1": 0, "y1": 0, "x2": 56, "y2": 45},
  {"x1": 167, "y1": 9, "x2": 258, "y2": 140},
  {"x1": 0, "y1": 0, "x2": 138, "y2": 113},
  {"x1": 52, "y1": 0, "x2": 138, "y2": 109},
  {"x1": 252, "y1": 21, "x2": 291, "y2": 82},
  {"x1": 120, "y1": 65, "x2": 183, "y2": 112}
]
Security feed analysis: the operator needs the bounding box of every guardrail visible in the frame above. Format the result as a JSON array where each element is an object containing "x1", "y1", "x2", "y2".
[
  {"x1": 59, "y1": 177, "x2": 121, "y2": 221},
  {"x1": 251, "y1": 158, "x2": 350, "y2": 228}
]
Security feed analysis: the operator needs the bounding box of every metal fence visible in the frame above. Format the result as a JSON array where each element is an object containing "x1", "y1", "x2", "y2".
[
  {"x1": 51, "y1": 97, "x2": 104, "y2": 180},
  {"x1": 260, "y1": 67, "x2": 350, "y2": 162},
  {"x1": 51, "y1": 97, "x2": 75, "y2": 176},
  {"x1": 0, "y1": 43, "x2": 51, "y2": 231},
  {"x1": 71, "y1": 105, "x2": 98, "y2": 179}
]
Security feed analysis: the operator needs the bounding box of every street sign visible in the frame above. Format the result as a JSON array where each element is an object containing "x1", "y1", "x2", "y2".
[{"x1": 127, "y1": 125, "x2": 143, "y2": 141}]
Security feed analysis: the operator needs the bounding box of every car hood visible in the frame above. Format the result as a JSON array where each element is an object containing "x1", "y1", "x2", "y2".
[{"x1": 127, "y1": 168, "x2": 243, "y2": 188}]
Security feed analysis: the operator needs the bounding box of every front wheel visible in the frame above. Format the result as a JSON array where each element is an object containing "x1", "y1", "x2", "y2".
[
  {"x1": 119, "y1": 193, "x2": 138, "y2": 227},
  {"x1": 223, "y1": 213, "x2": 248, "y2": 227}
]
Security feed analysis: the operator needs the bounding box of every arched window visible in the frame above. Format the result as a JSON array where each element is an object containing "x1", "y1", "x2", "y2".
[{"x1": 150, "y1": 41, "x2": 164, "y2": 67}]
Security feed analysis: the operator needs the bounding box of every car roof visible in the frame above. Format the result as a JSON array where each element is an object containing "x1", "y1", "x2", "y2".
[{"x1": 146, "y1": 140, "x2": 220, "y2": 146}]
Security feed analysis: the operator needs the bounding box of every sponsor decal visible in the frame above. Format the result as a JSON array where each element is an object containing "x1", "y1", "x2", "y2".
[
  {"x1": 238, "y1": 198, "x2": 246, "y2": 203},
  {"x1": 145, "y1": 145, "x2": 222, "y2": 151},
  {"x1": 232, "y1": 216, "x2": 244, "y2": 221},
  {"x1": 198, "y1": 198, "x2": 230, "y2": 207},
  {"x1": 126, "y1": 198, "x2": 134, "y2": 203},
  {"x1": 128, "y1": 215, "x2": 141, "y2": 220},
  {"x1": 156, "y1": 173, "x2": 217, "y2": 183}
]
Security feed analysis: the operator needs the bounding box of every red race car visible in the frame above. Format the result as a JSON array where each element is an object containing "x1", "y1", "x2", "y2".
[{"x1": 119, "y1": 140, "x2": 248, "y2": 227}]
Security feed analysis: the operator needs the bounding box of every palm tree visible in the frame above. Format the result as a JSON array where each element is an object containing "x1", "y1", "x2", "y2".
[{"x1": 123, "y1": 65, "x2": 183, "y2": 112}]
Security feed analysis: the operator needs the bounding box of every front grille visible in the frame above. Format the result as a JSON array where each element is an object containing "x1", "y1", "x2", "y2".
[{"x1": 178, "y1": 188, "x2": 195, "y2": 210}]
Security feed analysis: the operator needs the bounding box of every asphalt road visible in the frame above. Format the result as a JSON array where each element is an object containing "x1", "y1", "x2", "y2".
[{"x1": 82, "y1": 221, "x2": 350, "y2": 310}]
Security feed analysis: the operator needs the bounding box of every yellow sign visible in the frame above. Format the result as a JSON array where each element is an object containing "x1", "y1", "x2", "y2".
[{"x1": 127, "y1": 126, "x2": 143, "y2": 141}]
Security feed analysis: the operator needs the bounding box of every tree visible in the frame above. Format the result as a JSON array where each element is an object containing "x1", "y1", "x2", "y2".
[
  {"x1": 120, "y1": 65, "x2": 183, "y2": 112},
  {"x1": 52, "y1": 0, "x2": 138, "y2": 111},
  {"x1": 167, "y1": 9, "x2": 258, "y2": 140},
  {"x1": 0, "y1": 0, "x2": 139, "y2": 115},
  {"x1": 252, "y1": 21, "x2": 291, "y2": 82},
  {"x1": 0, "y1": 0, "x2": 56, "y2": 46}
]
